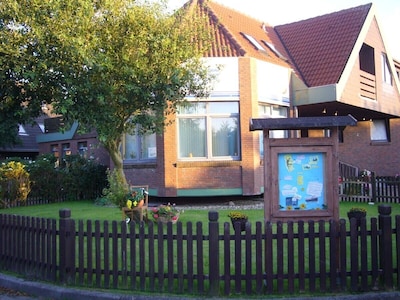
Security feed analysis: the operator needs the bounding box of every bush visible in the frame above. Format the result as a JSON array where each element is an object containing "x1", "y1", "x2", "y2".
[
  {"x1": 0, "y1": 161, "x2": 31, "y2": 208},
  {"x1": 102, "y1": 169, "x2": 129, "y2": 209}
]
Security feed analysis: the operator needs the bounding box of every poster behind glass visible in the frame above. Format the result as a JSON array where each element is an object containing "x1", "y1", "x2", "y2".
[{"x1": 278, "y1": 152, "x2": 326, "y2": 211}]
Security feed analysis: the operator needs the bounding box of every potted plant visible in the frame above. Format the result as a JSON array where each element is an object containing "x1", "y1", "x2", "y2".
[
  {"x1": 228, "y1": 211, "x2": 248, "y2": 231},
  {"x1": 126, "y1": 190, "x2": 144, "y2": 209},
  {"x1": 347, "y1": 207, "x2": 367, "y2": 226},
  {"x1": 151, "y1": 203, "x2": 181, "y2": 224}
]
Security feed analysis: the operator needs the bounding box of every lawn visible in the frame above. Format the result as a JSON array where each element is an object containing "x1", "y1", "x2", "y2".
[{"x1": 1, "y1": 199, "x2": 400, "y2": 225}]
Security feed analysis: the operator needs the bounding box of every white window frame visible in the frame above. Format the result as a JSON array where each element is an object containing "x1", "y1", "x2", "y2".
[
  {"x1": 370, "y1": 119, "x2": 389, "y2": 142},
  {"x1": 381, "y1": 53, "x2": 392, "y2": 85},
  {"x1": 258, "y1": 104, "x2": 289, "y2": 156},
  {"x1": 122, "y1": 127, "x2": 157, "y2": 162},
  {"x1": 177, "y1": 101, "x2": 240, "y2": 160}
]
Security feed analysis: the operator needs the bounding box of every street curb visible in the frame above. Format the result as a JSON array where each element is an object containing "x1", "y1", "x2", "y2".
[{"x1": 2, "y1": 272, "x2": 400, "y2": 300}]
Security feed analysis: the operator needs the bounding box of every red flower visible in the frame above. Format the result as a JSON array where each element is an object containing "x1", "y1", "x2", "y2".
[
  {"x1": 153, "y1": 214, "x2": 159, "y2": 219},
  {"x1": 171, "y1": 216, "x2": 177, "y2": 221}
]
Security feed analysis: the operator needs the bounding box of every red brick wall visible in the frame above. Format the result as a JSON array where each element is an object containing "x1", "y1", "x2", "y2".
[{"x1": 339, "y1": 119, "x2": 400, "y2": 175}]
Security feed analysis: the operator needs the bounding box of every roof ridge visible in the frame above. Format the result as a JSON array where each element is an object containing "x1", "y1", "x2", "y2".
[{"x1": 276, "y1": 3, "x2": 373, "y2": 27}]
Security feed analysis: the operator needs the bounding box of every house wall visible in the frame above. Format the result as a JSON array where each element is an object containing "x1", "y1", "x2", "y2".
[
  {"x1": 339, "y1": 119, "x2": 400, "y2": 176},
  {"x1": 124, "y1": 57, "x2": 267, "y2": 198},
  {"x1": 340, "y1": 17, "x2": 400, "y2": 115},
  {"x1": 38, "y1": 134, "x2": 110, "y2": 167},
  {"x1": 337, "y1": 17, "x2": 400, "y2": 176}
]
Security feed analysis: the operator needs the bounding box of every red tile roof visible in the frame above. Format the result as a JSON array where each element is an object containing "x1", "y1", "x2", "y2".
[
  {"x1": 186, "y1": 0, "x2": 291, "y2": 68},
  {"x1": 275, "y1": 4, "x2": 372, "y2": 87},
  {"x1": 184, "y1": 1, "x2": 373, "y2": 88}
]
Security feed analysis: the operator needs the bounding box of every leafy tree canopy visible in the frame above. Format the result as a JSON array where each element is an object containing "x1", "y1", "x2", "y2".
[{"x1": 0, "y1": 0, "x2": 213, "y2": 184}]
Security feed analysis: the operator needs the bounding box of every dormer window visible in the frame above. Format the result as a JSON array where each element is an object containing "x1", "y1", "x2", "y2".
[
  {"x1": 18, "y1": 125, "x2": 28, "y2": 136},
  {"x1": 241, "y1": 33, "x2": 267, "y2": 53},
  {"x1": 262, "y1": 41, "x2": 287, "y2": 60}
]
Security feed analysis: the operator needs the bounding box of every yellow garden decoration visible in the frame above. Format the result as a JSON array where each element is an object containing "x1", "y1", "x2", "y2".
[{"x1": 126, "y1": 200, "x2": 133, "y2": 209}]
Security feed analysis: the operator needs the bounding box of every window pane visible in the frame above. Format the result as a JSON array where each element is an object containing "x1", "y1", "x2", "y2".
[
  {"x1": 178, "y1": 102, "x2": 206, "y2": 114},
  {"x1": 371, "y1": 119, "x2": 388, "y2": 141},
  {"x1": 212, "y1": 117, "x2": 238, "y2": 156},
  {"x1": 141, "y1": 133, "x2": 157, "y2": 159},
  {"x1": 209, "y1": 102, "x2": 238, "y2": 114},
  {"x1": 124, "y1": 134, "x2": 138, "y2": 159},
  {"x1": 179, "y1": 118, "x2": 206, "y2": 158}
]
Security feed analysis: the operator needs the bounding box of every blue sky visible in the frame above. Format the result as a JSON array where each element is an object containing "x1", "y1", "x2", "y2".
[{"x1": 167, "y1": 0, "x2": 400, "y2": 59}]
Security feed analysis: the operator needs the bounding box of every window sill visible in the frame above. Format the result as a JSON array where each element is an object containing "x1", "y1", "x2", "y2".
[
  {"x1": 123, "y1": 161, "x2": 157, "y2": 169},
  {"x1": 370, "y1": 141, "x2": 390, "y2": 146},
  {"x1": 175, "y1": 160, "x2": 241, "y2": 168}
]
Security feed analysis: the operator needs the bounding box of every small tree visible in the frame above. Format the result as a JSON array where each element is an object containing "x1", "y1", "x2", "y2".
[{"x1": 1, "y1": 0, "x2": 214, "y2": 189}]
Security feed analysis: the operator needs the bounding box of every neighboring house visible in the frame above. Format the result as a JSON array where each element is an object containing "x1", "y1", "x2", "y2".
[
  {"x1": 37, "y1": 0, "x2": 400, "y2": 198},
  {"x1": 36, "y1": 116, "x2": 111, "y2": 167},
  {"x1": 0, "y1": 116, "x2": 45, "y2": 161}
]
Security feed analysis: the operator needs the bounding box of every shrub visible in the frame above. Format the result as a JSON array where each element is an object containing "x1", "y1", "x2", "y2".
[
  {"x1": 102, "y1": 169, "x2": 129, "y2": 209},
  {"x1": 0, "y1": 161, "x2": 31, "y2": 208}
]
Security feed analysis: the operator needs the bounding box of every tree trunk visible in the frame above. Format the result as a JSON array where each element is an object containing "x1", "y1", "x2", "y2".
[{"x1": 105, "y1": 139, "x2": 128, "y2": 187}]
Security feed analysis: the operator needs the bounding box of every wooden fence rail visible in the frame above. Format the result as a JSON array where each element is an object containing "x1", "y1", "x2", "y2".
[{"x1": 0, "y1": 206, "x2": 398, "y2": 297}]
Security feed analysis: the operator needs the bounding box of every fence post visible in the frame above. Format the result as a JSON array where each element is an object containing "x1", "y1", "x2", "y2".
[
  {"x1": 208, "y1": 211, "x2": 219, "y2": 296},
  {"x1": 371, "y1": 172, "x2": 376, "y2": 203},
  {"x1": 378, "y1": 204, "x2": 393, "y2": 290},
  {"x1": 59, "y1": 209, "x2": 75, "y2": 284}
]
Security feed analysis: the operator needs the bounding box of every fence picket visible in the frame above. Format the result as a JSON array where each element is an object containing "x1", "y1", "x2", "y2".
[
  {"x1": 360, "y1": 218, "x2": 368, "y2": 291},
  {"x1": 223, "y1": 222, "x2": 231, "y2": 296},
  {"x1": 287, "y1": 221, "x2": 294, "y2": 293},
  {"x1": 298, "y1": 221, "x2": 305, "y2": 292},
  {"x1": 186, "y1": 222, "x2": 194, "y2": 293},
  {"x1": 319, "y1": 220, "x2": 326, "y2": 292},
  {"x1": 112, "y1": 221, "x2": 118, "y2": 289}
]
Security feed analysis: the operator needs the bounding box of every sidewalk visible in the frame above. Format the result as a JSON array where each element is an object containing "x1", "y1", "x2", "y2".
[{"x1": 2, "y1": 273, "x2": 400, "y2": 300}]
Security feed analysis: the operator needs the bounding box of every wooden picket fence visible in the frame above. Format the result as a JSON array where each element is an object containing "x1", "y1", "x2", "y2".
[
  {"x1": 340, "y1": 174, "x2": 400, "y2": 203},
  {"x1": 0, "y1": 207, "x2": 399, "y2": 297}
]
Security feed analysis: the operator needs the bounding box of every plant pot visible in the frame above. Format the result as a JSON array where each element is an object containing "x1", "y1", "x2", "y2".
[
  {"x1": 230, "y1": 218, "x2": 247, "y2": 231},
  {"x1": 158, "y1": 213, "x2": 180, "y2": 224},
  {"x1": 137, "y1": 199, "x2": 144, "y2": 208},
  {"x1": 347, "y1": 211, "x2": 366, "y2": 226}
]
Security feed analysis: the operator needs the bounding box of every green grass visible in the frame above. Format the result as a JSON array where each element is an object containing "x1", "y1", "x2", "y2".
[{"x1": 1, "y1": 200, "x2": 400, "y2": 224}]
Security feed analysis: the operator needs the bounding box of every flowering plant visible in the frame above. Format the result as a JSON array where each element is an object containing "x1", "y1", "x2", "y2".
[
  {"x1": 125, "y1": 190, "x2": 144, "y2": 209},
  {"x1": 151, "y1": 203, "x2": 181, "y2": 223},
  {"x1": 228, "y1": 211, "x2": 248, "y2": 220},
  {"x1": 348, "y1": 207, "x2": 367, "y2": 214}
]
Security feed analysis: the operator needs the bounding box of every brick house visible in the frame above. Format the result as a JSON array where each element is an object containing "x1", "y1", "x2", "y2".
[{"x1": 37, "y1": 1, "x2": 400, "y2": 198}]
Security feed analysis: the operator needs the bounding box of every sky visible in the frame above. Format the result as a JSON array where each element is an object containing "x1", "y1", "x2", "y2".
[{"x1": 167, "y1": 0, "x2": 400, "y2": 59}]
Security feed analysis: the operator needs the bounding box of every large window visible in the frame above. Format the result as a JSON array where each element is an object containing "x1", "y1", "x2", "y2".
[
  {"x1": 177, "y1": 101, "x2": 240, "y2": 159},
  {"x1": 123, "y1": 128, "x2": 156, "y2": 161}
]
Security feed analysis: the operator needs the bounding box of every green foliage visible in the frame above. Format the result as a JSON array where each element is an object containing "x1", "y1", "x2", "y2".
[
  {"x1": 0, "y1": 161, "x2": 31, "y2": 208},
  {"x1": 26, "y1": 154, "x2": 64, "y2": 202},
  {"x1": 102, "y1": 169, "x2": 129, "y2": 209},
  {"x1": 61, "y1": 155, "x2": 108, "y2": 200},
  {"x1": 0, "y1": 0, "x2": 214, "y2": 186},
  {"x1": 23, "y1": 154, "x2": 107, "y2": 203}
]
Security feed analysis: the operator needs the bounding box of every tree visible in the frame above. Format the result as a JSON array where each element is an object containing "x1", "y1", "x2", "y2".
[{"x1": 0, "y1": 0, "x2": 213, "y2": 186}]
